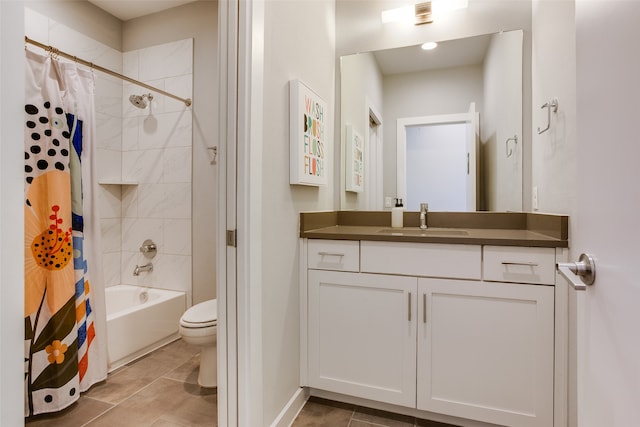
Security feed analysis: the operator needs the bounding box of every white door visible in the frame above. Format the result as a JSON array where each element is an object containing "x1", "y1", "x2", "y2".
[
  {"x1": 397, "y1": 106, "x2": 478, "y2": 212},
  {"x1": 417, "y1": 278, "x2": 554, "y2": 427},
  {"x1": 307, "y1": 270, "x2": 417, "y2": 407},
  {"x1": 572, "y1": 1, "x2": 640, "y2": 426}
]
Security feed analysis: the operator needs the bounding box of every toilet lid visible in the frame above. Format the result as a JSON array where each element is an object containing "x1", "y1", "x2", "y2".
[{"x1": 180, "y1": 299, "x2": 217, "y2": 328}]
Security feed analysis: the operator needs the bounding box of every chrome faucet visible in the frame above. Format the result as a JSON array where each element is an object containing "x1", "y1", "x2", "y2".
[
  {"x1": 133, "y1": 262, "x2": 153, "y2": 276},
  {"x1": 420, "y1": 203, "x2": 429, "y2": 229}
]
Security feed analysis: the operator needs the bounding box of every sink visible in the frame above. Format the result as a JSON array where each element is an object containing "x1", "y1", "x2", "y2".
[{"x1": 377, "y1": 228, "x2": 469, "y2": 236}]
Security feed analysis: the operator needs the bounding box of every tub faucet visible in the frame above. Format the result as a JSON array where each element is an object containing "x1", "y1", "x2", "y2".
[
  {"x1": 134, "y1": 262, "x2": 153, "y2": 276},
  {"x1": 420, "y1": 203, "x2": 429, "y2": 229}
]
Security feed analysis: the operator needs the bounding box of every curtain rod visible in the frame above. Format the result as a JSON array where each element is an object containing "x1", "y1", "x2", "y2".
[{"x1": 25, "y1": 36, "x2": 192, "y2": 107}]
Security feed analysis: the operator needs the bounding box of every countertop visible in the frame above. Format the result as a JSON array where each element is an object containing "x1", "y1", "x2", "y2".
[{"x1": 300, "y1": 211, "x2": 569, "y2": 248}]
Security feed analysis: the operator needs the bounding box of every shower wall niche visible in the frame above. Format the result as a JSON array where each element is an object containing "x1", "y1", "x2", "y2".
[{"x1": 25, "y1": 8, "x2": 194, "y2": 303}]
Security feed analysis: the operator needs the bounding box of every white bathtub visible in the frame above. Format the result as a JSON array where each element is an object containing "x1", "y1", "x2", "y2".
[{"x1": 105, "y1": 284, "x2": 186, "y2": 372}]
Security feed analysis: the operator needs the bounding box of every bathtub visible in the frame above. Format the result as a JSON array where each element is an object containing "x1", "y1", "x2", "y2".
[{"x1": 105, "y1": 284, "x2": 186, "y2": 372}]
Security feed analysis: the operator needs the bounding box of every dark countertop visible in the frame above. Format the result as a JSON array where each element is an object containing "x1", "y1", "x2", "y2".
[{"x1": 300, "y1": 211, "x2": 569, "y2": 248}]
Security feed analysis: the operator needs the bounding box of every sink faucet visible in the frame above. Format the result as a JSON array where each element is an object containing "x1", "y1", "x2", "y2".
[
  {"x1": 134, "y1": 262, "x2": 153, "y2": 276},
  {"x1": 420, "y1": 203, "x2": 429, "y2": 229}
]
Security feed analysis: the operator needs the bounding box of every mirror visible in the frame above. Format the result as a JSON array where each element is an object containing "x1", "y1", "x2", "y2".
[{"x1": 340, "y1": 30, "x2": 523, "y2": 212}]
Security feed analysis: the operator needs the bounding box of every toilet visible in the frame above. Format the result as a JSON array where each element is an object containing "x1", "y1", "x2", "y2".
[{"x1": 179, "y1": 299, "x2": 217, "y2": 388}]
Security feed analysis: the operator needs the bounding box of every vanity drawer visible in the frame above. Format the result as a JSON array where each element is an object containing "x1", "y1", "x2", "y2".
[
  {"x1": 483, "y1": 246, "x2": 556, "y2": 285},
  {"x1": 361, "y1": 241, "x2": 481, "y2": 280},
  {"x1": 308, "y1": 239, "x2": 360, "y2": 272}
]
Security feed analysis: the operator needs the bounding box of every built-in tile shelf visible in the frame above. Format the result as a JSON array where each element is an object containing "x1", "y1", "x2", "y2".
[{"x1": 98, "y1": 180, "x2": 138, "y2": 186}]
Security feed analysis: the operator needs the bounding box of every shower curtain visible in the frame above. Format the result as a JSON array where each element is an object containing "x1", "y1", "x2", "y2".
[{"x1": 24, "y1": 49, "x2": 107, "y2": 416}]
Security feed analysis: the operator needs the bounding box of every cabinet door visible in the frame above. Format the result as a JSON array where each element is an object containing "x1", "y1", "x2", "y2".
[
  {"x1": 308, "y1": 270, "x2": 417, "y2": 407},
  {"x1": 417, "y1": 279, "x2": 554, "y2": 427}
]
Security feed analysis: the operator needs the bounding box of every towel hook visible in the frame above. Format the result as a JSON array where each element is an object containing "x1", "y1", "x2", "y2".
[
  {"x1": 537, "y1": 98, "x2": 558, "y2": 134},
  {"x1": 505, "y1": 135, "x2": 518, "y2": 158}
]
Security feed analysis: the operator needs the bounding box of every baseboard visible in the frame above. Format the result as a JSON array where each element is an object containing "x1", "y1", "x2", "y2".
[
  {"x1": 269, "y1": 387, "x2": 310, "y2": 427},
  {"x1": 310, "y1": 389, "x2": 497, "y2": 427}
]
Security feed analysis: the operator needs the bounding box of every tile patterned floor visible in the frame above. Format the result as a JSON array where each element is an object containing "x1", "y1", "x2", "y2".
[
  {"x1": 25, "y1": 339, "x2": 217, "y2": 427},
  {"x1": 25, "y1": 341, "x2": 456, "y2": 427},
  {"x1": 291, "y1": 396, "x2": 458, "y2": 427}
]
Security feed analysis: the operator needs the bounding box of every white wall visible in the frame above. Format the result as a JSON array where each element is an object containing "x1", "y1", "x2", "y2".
[
  {"x1": 0, "y1": 2, "x2": 26, "y2": 425},
  {"x1": 482, "y1": 30, "x2": 523, "y2": 211},
  {"x1": 123, "y1": 1, "x2": 218, "y2": 304},
  {"x1": 531, "y1": 0, "x2": 576, "y2": 217},
  {"x1": 22, "y1": 0, "x2": 122, "y2": 50},
  {"x1": 258, "y1": 0, "x2": 335, "y2": 424},
  {"x1": 340, "y1": 52, "x2": 383, "y2": 210},
  {"x1": 336, "y1": 0, "x2": 533, "y2": 211}
]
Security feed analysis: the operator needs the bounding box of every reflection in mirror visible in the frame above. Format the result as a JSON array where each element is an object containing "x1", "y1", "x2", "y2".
[
  {"x1": 398, "y1": 104, "x2": 479, "y2": 211},
  {"x1": 340, "y1": 30, "x2": 523, "y2": 212}
]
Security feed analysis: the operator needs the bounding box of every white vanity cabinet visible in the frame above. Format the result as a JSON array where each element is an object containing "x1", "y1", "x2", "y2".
[{"x1": 302, "y1": 239, "x2": 564, "y2": 427}]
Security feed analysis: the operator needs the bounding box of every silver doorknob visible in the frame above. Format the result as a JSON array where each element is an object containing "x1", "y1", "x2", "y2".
[{"x1": 557, "y1": 253, "x2": 596, "y2": 290}]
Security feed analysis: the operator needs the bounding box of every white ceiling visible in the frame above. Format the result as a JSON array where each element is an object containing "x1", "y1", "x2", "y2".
[
  {"x1": 87, "y1": 0, "x2": 198, "y2": 21},
  {"x1": 372, "y1": 33, "x2": 492, "y2": 76}
]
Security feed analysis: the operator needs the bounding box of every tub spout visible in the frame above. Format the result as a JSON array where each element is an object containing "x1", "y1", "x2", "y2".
[{"x1": 134, "y1": 262, "x2": 153, "y2": 276}]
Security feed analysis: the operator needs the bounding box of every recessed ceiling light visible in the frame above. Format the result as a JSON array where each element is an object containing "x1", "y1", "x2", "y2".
[{"x1": 421, "y1": 42, "x2": 438, "y2": 50}]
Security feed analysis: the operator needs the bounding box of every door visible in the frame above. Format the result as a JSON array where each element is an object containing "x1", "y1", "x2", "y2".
[
  {"x1": 572, "y1": 2, "x2": 640, "y2": 425},
  {"x1": 307, "y1": 270, "x2": 417, "y2": 407},
  {"x1": 417, "y1": 278, "x2": 554, "y2": 427},
  {"x1": 396, "y1": 104, "x2": 478, "y2": 211}
]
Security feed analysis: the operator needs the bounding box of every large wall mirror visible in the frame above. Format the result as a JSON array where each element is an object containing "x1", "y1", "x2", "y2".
[{"x1": 340, "y1": 29, "x2": 523, "y2": 212}]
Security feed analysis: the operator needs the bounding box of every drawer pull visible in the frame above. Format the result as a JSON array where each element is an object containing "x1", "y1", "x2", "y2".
[
  {"x1": 317, "y1": 252, "x2": 345, "y2": 258},
  {"x1": 408, "y1": 292, "x2": 412, "y2": 322},
  {"x1": 501, "y1": 261, "x2": 539, "y2": 267}
]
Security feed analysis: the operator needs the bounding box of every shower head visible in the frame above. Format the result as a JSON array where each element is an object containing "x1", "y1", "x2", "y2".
[{"x1": 129, "y1": 93, "x2": 154, "y2": 109}]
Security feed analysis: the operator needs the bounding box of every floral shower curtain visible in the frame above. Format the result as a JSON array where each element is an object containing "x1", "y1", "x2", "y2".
[{"x1": 24, "y1": 49, "x2": 107, "y2": 416}]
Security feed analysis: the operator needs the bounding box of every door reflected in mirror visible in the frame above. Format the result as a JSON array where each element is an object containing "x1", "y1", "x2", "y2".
[
  {"x1": 340, "y1": 30, "x2": 523, "y2": 212},
  {"x1": 401, "y1": 107, "x2": 478, "y2": 211}
]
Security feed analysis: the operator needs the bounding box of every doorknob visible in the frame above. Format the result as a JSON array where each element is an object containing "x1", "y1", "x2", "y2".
[{"x1": 557, "y1": 253, "x2": 596, "y2": 290}]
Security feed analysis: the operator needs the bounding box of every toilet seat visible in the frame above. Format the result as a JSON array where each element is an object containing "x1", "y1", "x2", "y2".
[{"x1": 180, "y1": 299, "x2": 217, "y2": 329}]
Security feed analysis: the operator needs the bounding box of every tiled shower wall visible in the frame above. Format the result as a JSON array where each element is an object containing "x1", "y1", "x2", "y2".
[
  {"x1": 119, "y1": 40, "x2": 193, "y2": 298},
  {"x1": 25, "y1": 9, "x2": 193, "y2": 302}
]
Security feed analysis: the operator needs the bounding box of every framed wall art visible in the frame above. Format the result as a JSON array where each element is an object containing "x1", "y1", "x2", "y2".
[
  {"x1": 345, "y1": 125, "x2": 364, "y2": 192},
  {"x1": 290, "y1": 79, "x2": 328, "y2": 186}
]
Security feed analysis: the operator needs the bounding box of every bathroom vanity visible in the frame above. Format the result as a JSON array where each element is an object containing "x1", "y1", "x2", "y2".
[{"x1": 299, "y1": 211, "x2": 569, "y2": 427}]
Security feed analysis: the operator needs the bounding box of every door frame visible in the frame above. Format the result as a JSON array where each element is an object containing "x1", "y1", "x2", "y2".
[
  {"x1": 0, "y1": 2, "x2": 26, "y2": 425},
  {"x1": 218, "y1": 0, "x2": 265, "y2": 425},
  {"x1": 366, "y1": 100, "x2": 383, "y2": 210}
]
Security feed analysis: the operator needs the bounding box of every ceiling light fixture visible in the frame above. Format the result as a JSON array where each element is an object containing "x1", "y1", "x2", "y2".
[
  {"x1": 414, "y1": 2, "x2": 433, "y2": 25},
  {"x1": 381, "y1": 5, "x2": 414, "y2": 24},
  {"x1": 432, "y1": 0, "x2": 469, "y2": 16},
  {"x1": 382, "y1": 0, "x2": 469, "y2": 25}
]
